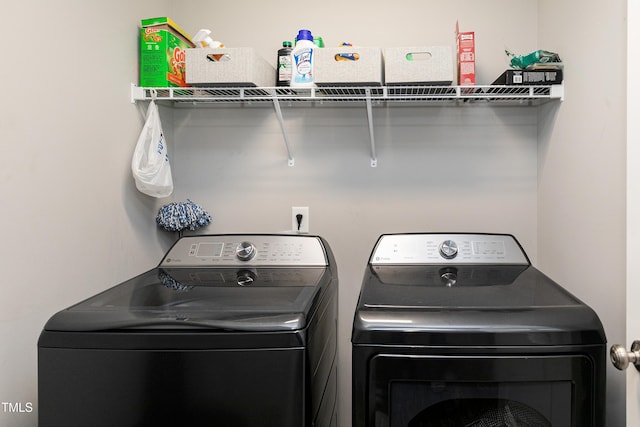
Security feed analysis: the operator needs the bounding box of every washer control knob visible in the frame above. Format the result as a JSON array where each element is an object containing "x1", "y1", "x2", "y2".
[
  {"x1": 439, "y1": 240, "x2": 459, "y2": 260},
  {"x1": 236, "y1": 241, "x2": 256, "y2": 261}
]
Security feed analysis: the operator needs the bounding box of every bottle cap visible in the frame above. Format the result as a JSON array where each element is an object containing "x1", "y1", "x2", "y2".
[
  {"x1": 313, "y1": 36, "x2": 324, "y2": 48},
  {"x1": 282, "y1": 41, "x2": 292, "y2": 48},
  {"x1": 296, "y1": 29, "x2": 313, "y2": 42}
]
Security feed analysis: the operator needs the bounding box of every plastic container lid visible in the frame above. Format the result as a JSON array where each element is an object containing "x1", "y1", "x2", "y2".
[
  {"x1": 296, "y1": 29, "x2": 313, "y2": 42},
  {"x1": 282, "y1": 41, "x2": 292, "y2": 48}
]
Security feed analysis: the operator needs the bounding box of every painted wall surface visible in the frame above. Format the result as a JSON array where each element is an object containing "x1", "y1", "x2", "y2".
[
  {"x1": 0, "y1": 0, "x2": 627, "y2": 426},
  {"x1": 0, "y1": 1, "x2": 172, "y2": 426},
  {"x1": 171, "y1": 104, "x2": 540, "y2": 424},
  {"x1": 169, "y1": 1, "x2": 539, "y2": 426},
  {"x1": 537, "y1": 1, "x2": 627, "y2": 425},
  {"x1": 171, "y1": 1, "x2": 626, "y2": 425}
]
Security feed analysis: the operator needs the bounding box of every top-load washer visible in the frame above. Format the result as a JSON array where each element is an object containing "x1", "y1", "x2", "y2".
[
  {"x1": 352, "y1": 233, "x2": 606, "y2": 427},
  {"x1": 39, "y1": 234, "x2": 338, "y2": 427}
]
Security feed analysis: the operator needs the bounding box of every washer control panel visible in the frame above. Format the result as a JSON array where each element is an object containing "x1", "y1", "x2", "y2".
[
  {"x1": 370, "y1": 233, "x2": 529, "y2": 265},
  {"x1": 160, "y1": 234, "x2": 327, "y2": 267}
]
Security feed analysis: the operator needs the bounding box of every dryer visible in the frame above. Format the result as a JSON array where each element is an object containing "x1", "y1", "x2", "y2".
[
  {"x1": 39, "y1": 234, "x2": 338, "y2": 427},
  {"x1": 352, "y1": 233, "x2": 606, "y2": 427}
]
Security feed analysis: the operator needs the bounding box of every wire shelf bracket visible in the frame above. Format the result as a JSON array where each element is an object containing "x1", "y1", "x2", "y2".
[
  {"x1": 270, "y1": 89, "x2": 295, "y2": 166},
  {"x1": 365, "y1": 88, "x2": 378, "y2": 167}
]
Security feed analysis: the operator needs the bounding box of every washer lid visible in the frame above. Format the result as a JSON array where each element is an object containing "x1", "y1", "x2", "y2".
[
  {"x1": 353, "y1": 233, "x2": 605, "y2": 346},
  {"x1": 44, "y1": 267, "x2": 327, "y2": 332},
  {"x1": 353, "y1": 265, "x2": 606, "y2": 346},
  {"x1": 363, "y1": 264, "x2": 565, "y2": 309}
]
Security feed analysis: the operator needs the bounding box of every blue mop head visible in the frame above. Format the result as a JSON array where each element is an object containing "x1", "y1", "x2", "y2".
[{"x1": 156, "y1": 199, "x2": 212, "y2": 232}]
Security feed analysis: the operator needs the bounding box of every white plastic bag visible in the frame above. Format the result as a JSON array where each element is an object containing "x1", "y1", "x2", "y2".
[{"x1": 131, "y1": 100, "x2": 173, "y2": 198}]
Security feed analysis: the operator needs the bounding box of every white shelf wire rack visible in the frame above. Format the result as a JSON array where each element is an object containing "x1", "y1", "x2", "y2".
[
  {"x1": 130, "y1": 83, "x2": 563, "y2": 167},
  {"x1": 131, "y1": 84, "x2": 563, "y2": 106}
]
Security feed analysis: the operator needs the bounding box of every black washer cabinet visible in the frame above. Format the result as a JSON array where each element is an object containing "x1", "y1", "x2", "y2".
[
  {"x1": 352, "y1": 233, "x2": 606, "y2": 427},
  {"x1": 39, "y1": 234, "x2": 338, "y2": 427}
]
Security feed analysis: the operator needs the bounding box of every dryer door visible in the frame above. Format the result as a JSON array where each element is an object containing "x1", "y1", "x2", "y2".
[{"x1": 362, "y1": 353, "x2": 603, "y2": 427}]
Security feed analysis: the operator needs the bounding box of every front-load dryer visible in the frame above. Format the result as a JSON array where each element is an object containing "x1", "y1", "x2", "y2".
[{"x1": 352, "y1": 232, "x2": 606, "y2": 427}]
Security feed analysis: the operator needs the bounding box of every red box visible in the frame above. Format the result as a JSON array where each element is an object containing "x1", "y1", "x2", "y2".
[{"x1": 456, "y1": 22, "x2": 475, "y2": 85}]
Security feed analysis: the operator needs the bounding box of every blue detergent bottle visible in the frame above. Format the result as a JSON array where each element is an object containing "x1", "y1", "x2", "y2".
[{"x1": 291, "y1": 29, "x2": 315, "y2": 87}]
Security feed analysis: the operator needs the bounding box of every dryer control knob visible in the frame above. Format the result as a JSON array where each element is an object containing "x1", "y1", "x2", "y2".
[
  {"x1": 439, "y1": 240, "x2": 459, "y2": 259},
  {"x1": 236, "y1": 241, "x2": 256, "y2": 261}
]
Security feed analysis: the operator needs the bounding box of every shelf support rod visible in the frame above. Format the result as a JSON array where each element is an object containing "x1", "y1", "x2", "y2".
[
  {"x1": 271, "y1": 90, "x2": 294, "y2": 166},
  {"x1": 365, "y1": 88, "x2": 377, "y2": 167}
]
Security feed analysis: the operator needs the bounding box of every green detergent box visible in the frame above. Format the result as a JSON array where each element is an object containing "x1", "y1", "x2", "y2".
[{"x1": 140, "y1": 17, "x2": 195, "y2": 87}]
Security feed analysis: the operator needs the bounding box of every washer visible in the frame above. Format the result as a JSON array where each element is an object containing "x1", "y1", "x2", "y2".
[
  {"x1": 39, "y1": 234, "x2": 338, "y2": 427},
  {"x1": 352, "y1": 233, "x2": 606, "y2": 427}
]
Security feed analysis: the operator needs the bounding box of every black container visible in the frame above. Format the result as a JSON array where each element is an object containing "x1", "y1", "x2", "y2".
[{"x1": 277, "y1": 41, "x2": 293, "y2": 87}]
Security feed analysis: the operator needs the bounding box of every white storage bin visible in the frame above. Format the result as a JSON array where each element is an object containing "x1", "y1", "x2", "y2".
[
  {"x1": 314, "y1": 47, "x2": 383, "y2": 86},
  {"x1": 384, "y1": 46, "x2": 453, "y2": 85},
  {"x1": 186, "y1": 48, "x2": 275, "y2": 87}
]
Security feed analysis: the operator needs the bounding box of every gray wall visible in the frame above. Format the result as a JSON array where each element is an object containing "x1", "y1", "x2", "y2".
[
  {"x1": 0, "y1": 1, "x2": 172, "y2": 426},
  {"x1": 170, "y1": 2, "x2": 541, "y2": 425},
  {"x1": 0, "y1": 0, "x2": 626, "y2": 426},
  {"x1": 537, "y1": 0, "x2": 627, "y2": 422},
  {"x1": 171, "y1": 103, "x2": 541, "y2": 424}
]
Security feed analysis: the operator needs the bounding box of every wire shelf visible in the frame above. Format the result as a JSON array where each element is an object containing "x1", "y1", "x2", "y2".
[
  {"x1": 131, "y1": 84, "x2": 563, "y2": 106},
  {"x1": 129, "y1": 83, "x2": 563, "y2": 167}
]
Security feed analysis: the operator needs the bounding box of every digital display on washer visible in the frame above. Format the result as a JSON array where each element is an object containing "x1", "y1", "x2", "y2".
[
  {"x1": 196, "y1": 242, "x2": 224, "y2": 257},
  {"x1": 472, "y1": 240, "x2": 505, "y2": 256}
]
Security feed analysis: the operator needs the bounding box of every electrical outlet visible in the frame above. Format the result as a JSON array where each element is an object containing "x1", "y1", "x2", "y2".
[{"x1": 292, "y1": 207, "x2": 309, "y2": 233}]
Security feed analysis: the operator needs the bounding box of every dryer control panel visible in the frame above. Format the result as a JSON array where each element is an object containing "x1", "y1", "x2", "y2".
[
  {"x1": 370, "y1": 233, "x2": 529, "y2": 265},
  {"x1": 160, "y1": 234, "x2": 328, "y2": 267}
]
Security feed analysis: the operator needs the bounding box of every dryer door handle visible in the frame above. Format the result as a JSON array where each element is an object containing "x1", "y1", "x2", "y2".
[{"x1": 610, "y1": 341, "x2": 640, "y2": 371}]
